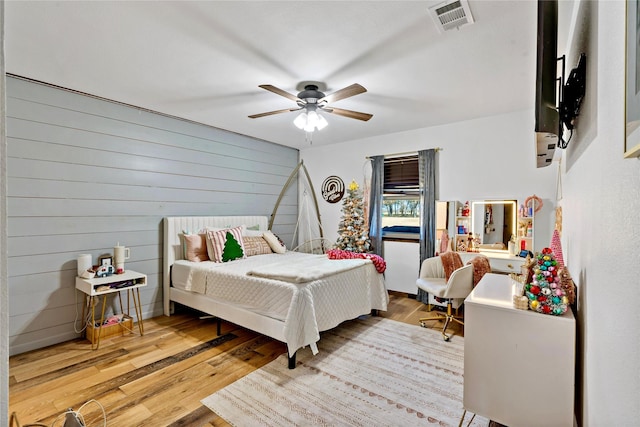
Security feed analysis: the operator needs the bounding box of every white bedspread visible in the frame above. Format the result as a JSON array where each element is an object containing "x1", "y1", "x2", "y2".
[
  {"x1": 247, "y1": 254, "x2": 369, "y2": 283},
  {"x1": 171, "y1": 251, "x2": 388, "y2": 357}
]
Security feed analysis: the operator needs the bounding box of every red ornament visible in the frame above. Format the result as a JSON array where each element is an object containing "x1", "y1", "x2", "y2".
[
  {"x1": 537, "y1": 295, "x2": 547, "y2": 302},
  {"x1": 530, "y1": 285, "x2": 541, "y2": 295}
]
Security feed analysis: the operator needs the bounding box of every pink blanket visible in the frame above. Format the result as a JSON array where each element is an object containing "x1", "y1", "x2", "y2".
[{"x1": 326, "y1": 249, "x2": 386, "y2": 274}]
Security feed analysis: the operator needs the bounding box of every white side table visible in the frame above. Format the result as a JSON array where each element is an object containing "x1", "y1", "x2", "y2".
[{"x1": 76, "y1": 270, "x2": 147, "y2": 350}]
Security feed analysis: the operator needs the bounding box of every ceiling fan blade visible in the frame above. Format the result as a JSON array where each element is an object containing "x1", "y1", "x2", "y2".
[
  {"x1": 248, "y1": 107, "x2": 302, "y2": 119},
  {"x1": 258, "y1": 84, "x2": 302, "y2": 103},
  {"x1": 319, "y1": 83, "x2": 367, "y2": 104},
  {"x1": 323, "y1": 107, "x2": 373, "y2": 122}
]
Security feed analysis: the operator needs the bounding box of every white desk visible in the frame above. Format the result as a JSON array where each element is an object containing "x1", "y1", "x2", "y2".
[{"x1": 463, "y1": 273, "x2": 575, "y2": 426}]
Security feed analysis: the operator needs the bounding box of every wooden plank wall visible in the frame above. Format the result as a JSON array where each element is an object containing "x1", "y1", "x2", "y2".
[{"x1": 5, "y1": 76, "x2": 299, "y2": 355}]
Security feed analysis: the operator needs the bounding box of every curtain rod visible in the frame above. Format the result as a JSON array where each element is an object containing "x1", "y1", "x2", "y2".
[{"x1": 365, "y1": 148, "x2": 442, "y2": 160}]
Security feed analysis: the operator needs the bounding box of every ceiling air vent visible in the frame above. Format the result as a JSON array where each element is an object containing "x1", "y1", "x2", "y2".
[{"x1": 429, "y1": 0, "x2": 475, "y2": 33}]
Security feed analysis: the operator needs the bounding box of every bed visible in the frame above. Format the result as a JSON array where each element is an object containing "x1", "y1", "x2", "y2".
[{"x1": 163, "y1": 216, "x2": 388, "y2": 368}]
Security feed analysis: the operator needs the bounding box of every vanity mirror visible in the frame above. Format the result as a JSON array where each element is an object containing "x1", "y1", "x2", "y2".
[{"x1": 470, "y1": 200, "x2": 517, "y2": 252}]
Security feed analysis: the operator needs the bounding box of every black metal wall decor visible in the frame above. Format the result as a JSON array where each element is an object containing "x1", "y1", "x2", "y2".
[{"x1": 321, "y1": 176, "x2": 345, "y2": 203}]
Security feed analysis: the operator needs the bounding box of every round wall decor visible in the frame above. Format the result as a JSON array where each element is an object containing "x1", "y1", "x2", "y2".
[{"x1": 321, "y1": 176, "x2": 345, "y2": 203}]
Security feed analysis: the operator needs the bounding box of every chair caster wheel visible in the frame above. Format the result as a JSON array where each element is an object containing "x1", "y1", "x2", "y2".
[
  {"x1": 443, "y1": 335, "x2": 450, "y2": 342},
  {"x1": 419, "y1": 322, "x2": 426, "y2": 328}
]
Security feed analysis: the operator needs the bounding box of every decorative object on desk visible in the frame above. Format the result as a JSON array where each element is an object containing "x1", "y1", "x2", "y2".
[
  {"x1": 113, "y1": 243, "x2": 130, "y2": 274},
  {"x1": 524, "y1": 248, "x2": 568, "y2": 315},
  {"x1": 461, "y1": 200, "x2": 470, "y2": 216},
  {"x1": 517, "y1": 219, "x2": 529, "y2": 240},
  {"x1": 77, "y1": 254, "x2": 92, "y2": 277},
  {"x1": 518, "y1": 249, "x2": 533, "y2": 258},
  {"x1": 97, "y1": 254, "x2": 113, "y2": 267},
  {"x1": 513, "y1": 294, "x2": 529, "y2": 310},
  {"x1": 508, "y1": 234, "x2": 517, "y2": 255},
  {"x1": 520, "y1": 254, "x2": 536, "y2": 284},
  {"x1": 559, "y1": 266, "x2": 576, "y2": 305},
  {"x1": 80, "y1": 269, "x2": 96, "y2": 279},
  {"x1": 95, "y1": 264, "x2": 115, "y2": 278},
  {"x1": 549, "y1": 229, "x2": 565, "y2": 268},
  {"x1": 509, "y1": 272, "x2": 527, "y2": 293}
]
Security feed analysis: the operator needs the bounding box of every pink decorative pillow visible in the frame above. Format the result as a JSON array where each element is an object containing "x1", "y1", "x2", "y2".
[
  {"x1": 243, "y1": 236, "x2": 273, "y2": 256},
  {"x1": 206, "y1": 226, "x2": 246, "y2": 262},
  {"x1": 184, "y1": 234, "x2": 209, "y2": 262}
]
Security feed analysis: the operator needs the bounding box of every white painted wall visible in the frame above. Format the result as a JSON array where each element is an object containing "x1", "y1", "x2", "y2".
[
  {"x1": 300, "y1": 109, "x2": 557, "y2": 253},
  {"x1": 560, "y1": 2, "x2": 640, "y2": 425}
]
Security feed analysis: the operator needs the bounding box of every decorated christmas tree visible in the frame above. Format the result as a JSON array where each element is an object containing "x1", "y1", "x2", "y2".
[
  {"x1": 524, "y1": 247, "x2": 569, "y2": 315},
  {"x1": 335, "y1": 180, "x2": 372, "y2": 253}
]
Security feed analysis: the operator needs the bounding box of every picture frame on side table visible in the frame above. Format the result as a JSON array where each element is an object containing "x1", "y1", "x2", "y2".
[
  {"x1": 98, "y1": 254, "x2": 113, "y2": 266},
  {"x1": 625, "y1": 0, "x2": 640, "y2": 158}
]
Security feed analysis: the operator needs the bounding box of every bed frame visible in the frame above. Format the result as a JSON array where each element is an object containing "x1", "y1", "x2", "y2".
[{"x1": 163, "y1": 216, "x2": 304, "y2": 366}]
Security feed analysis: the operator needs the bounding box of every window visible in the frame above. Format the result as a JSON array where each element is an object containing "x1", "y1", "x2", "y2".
[{"x1": 382, "y1": 155, "x2": 420, "y2": 233}]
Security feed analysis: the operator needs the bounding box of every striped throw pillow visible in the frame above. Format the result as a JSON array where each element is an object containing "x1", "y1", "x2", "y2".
[{"x1": 206, "y1": 226, "x2": 246, "y2": 262}]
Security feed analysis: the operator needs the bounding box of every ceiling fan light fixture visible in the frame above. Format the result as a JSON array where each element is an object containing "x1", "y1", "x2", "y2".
[
  {"x1": 294, "y1": 108, "x2": 328, "y2": 132},
  {"x1": 293, "y1": 112, "x2": 308, "y2": 129},
  {"x1": 251, "y1": 82, "x2": 371, "y2": 131},
  {"x1": 316, "y1": 114, "x2": 328, "y2": 130}
]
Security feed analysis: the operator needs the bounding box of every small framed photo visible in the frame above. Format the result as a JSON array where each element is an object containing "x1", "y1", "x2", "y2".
[{"x1": 98, "y1": 254, "x2": 113, "y2": 266}]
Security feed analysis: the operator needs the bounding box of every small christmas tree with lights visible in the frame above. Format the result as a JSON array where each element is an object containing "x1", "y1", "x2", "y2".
[{"x1": 335, "y1": 180, "x2": 372, "y2": 253}]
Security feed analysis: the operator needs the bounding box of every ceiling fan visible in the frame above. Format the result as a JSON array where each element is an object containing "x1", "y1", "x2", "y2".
[{"x1": 248, "y1": 82, "x2": 373, "y2": 131}]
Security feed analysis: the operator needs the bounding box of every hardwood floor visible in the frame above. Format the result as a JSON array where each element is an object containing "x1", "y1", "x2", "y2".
[{"x1": 8, "y1": 292, "x2": 462, "y2": 426}]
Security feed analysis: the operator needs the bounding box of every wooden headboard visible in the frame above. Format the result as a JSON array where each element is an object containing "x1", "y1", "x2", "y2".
[{"x1": 162, "y1": 216, "x2": 269, "y2": 314}]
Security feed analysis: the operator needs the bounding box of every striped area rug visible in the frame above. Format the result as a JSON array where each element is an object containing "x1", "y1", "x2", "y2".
[{"x1": 202, "y1": 316, "x2": 488, "y2": 427}]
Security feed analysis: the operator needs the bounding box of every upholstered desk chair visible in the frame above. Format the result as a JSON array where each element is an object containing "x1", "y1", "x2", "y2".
[{"x1": 416, "y1": 257, "x2": 474, "y2": 341}]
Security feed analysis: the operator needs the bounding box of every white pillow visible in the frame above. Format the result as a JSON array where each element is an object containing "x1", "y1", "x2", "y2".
[{"x1": 263, "y1": 230, "x2": 286, "y2": 254}]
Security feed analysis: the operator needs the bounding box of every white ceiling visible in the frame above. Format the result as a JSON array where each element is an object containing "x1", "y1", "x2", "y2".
[{"x1": 4, "y1": 1, "x2": 571, "y2": 149}]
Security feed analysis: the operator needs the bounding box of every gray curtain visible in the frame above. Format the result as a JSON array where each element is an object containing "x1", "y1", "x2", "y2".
[
  {"x1": 416, "y1": 149, "x2": 436, "y2": 304},
  {"x1": 367, "y1": 156, "x2": 384, "y2": 256}
]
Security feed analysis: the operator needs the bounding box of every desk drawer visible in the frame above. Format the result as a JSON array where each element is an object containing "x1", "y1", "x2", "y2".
[{"x1": 489, "y1": 257, "x2": 523, "y2": 273}]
